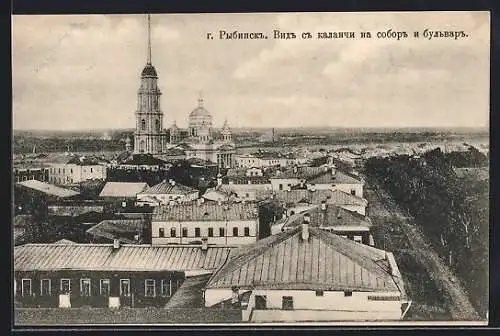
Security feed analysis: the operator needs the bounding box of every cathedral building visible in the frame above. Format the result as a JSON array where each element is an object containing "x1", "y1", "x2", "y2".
[{"x1": 131, "y1": 15, "x2": 236, "y2": 169}]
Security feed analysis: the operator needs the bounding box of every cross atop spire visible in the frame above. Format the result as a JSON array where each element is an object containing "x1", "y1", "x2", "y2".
[
  {"x1": 198, "y1": 90, "x2": 204, "y2": 107},
  {"x1": 147, "y1": 14, "x2": 152, "y2": 65}
]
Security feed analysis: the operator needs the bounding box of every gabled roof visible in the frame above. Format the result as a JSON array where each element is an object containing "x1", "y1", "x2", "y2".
[
  {"x1": 152, "y1": 203, "x2": 258, "y2": 222},
  {"x1": 16, "y1": 180, "x2": 80, "y2": 198},
  {"x1": 281, "y1": 204, "x2": 371, "y2": 230},
  {"x1": 139, "y1": 180, "x2": 198, "y2": 196},
  {"x1": 307, "y1": 170, "x2": 363, "y2": 185},
  {"x1": 86, "y1": 219, "x2": 148, "y2": 244},
  {"x1": 15, "y1": 243, "x2": 233, "y2": 272},
  {"x1": 162, "y1": 148, "x2": 186, "y2": 156},
  {"x1": 205, "y1": 226, "x2": 403, "y2": 293},
  {"x1": 256, "y1": 189, "x2": 367, "y2": 206},
  {"x1": 99, "y1": 182, "x2": 148, "y2": 198},
  {"x1": 269, "y1": 166, "x2": 325, "y2": 180}
]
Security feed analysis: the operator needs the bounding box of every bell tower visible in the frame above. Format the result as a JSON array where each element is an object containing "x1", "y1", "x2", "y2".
[{"x1": 134, "y1": 14, "x2": 164, "y2": 154}]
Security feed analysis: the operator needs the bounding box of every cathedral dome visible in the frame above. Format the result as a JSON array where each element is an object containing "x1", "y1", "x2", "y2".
[
  {"x1": 141, "y1": 64, "x2": 158, "y2": 77},
  {"x1": 189, "y1": 106, "x2": 211, "y2": 118}
]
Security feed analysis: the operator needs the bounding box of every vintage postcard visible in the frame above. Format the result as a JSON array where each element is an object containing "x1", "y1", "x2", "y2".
[{"x1": 12, "y1": 11, "x2": 489, "y2": 326}]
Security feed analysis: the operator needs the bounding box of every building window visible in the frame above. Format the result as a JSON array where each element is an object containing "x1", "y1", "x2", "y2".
[
  {"x1": 40, "y1": 279, "x2": 51, "y2": 296},
  {"x1": 100, "y1": 279, "x2": 110, "y2": 296},
  {"x1": 368, "y1": 295, "x2": 401, "y2": 301},
  {"x1": 255, "y1": 295, "x2": 267, "y2": 309},
  {"x1": 161, "y1": 279, "x2": 172, "y2": 297},
  {"x1": 90, "y1": 168, "x2": 93, "y2": 173},
  {"x1": 195, "y1": 228, "x2": 201, "y2": 237},
  {"x1": 120, "y1": 279, "x2": 130, "y2": 297},
  {"x1": 233, "y1": 227, "x2": 239, "y2": 237},
  {"x1": 80, "y1": 278, "x2": 91, "y2": 296},
  {"x1": 60, "y1": 279, "x2": 71, "y2": 294},
  {"x1": 145, "y1": 279, "x2": 156, "y2": 297},
  {"x1": 141, "y1": 119, "x2": 146, "y2": 131},
  {"x1": 351, "y1": 189, "x2": 356, "y2": 196},
  {"x1": 244, "y1": 227, "x2": 250, "y2": 236},
  {"x1": 354, "y1": 235, "x2": 363, "y2": 244},
  {"x1": 344, "y1": 291, "x2": 353, "y2": 297},
  {"x1": 159, "y1": 228, "x2": 165, "y2": 238},
  {"x1": 282, "y1": 296, "x2": 294, "y2": 310},
  {"x1": 70, "y1": 168, "x2": 73, "y2": 174},
  {"x1": 208, "y1": 228, "x2": 214, "y2": 237},
  {"x1": 315, "y1": 290, "x2": 324, "y2": 297},
  {"x1": 170, "y1": 228, "x2": 176, "y2": 237},
  {"x1": 182, "y1": 228, "x2": 188, "y2": 237},
  {"x1": 219, "y1": 227, "x2": 225, "y2": 237},
  {"x1": 279, "y1": 184, "x2": 283, "y2": 190},
  {"x1": 21, "y1": 279, "x2": 32, "y2": 296}
]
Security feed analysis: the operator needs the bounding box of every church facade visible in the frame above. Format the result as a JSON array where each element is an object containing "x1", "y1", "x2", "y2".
[{"x1": 132, "y1": 16, "x2": 236, "y2": 169}]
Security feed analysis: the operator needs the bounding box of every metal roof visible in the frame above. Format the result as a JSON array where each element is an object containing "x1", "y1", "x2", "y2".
[
  {"x1": 16, "y1": 180, "x2": 80, "y2": 198},
  {"x1": 99, "y1": 182, "x2": 148, "y2": 198},
  {"x1": 281, "y1": 204, "x2": 372, "y2": 230},
  {"x1": 307, "y1": 170, "x2": 363, "y2": 185},
  {"x1": 15, "y1": 244, "x2": 233, "y2": 272},
  {"x1": 152, "y1": 203, "x2": 258, "y2": 222},
  {"x1": 86, "y1": 219, "x2": 148, "y2": 244},
  {"x1": 139, "y1": 180, "x2": 198, "y2": 196},
  {"x1": 256, "y1": 189, "x2": 367, "y2": 206},
  {"x1": 206, "y1": 226, "x2": 402, "y2": 293}
]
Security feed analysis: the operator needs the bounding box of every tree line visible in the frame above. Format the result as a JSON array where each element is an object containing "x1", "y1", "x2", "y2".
[{"x1": 364, "y1": 147, "x2": 488, "y2": 317}]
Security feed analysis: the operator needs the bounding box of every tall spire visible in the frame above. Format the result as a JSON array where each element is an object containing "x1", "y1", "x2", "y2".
[{"x1": 147, "y1": 14, "x2": 152, "y2": 65}]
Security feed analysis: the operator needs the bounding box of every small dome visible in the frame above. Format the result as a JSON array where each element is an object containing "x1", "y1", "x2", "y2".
[{"x1": 141, "y1": 64, "x2": 158, "y2": 77}]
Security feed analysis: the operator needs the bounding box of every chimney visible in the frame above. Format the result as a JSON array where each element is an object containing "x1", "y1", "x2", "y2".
[
  {"x1": 301, "y1": 215, "x2": 310, "y2": 241},
  {"x1": 217, "y1": 177, "x2": 222, "y2": 186},
  {"x1": 169, "y1": 179, "x2": 175, "y2": 186},
  {"x1": 331, "y1": 165, "x2": 336, "y2": 176},
  {"x1": 113, "y1": 239, "x2": 120, "y2": 249},
  {"x1": 231, "y1": 287, "x2": 239, "y2": 304},
  {"x1": 201, "y1": 237, "x2": 208, "y2": 251},
  {"x1": 321, "y1": 200, "x2": 327, "y2": 211}
]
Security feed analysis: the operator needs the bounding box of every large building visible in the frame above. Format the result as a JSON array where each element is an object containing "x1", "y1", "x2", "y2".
[
  {"x1": 204, "y1": 223, "x2": 409, "y2": 322},
  {"x1": 132, "y1": 15, "x2": 236, "y2": 168},
  {"x1": 151, "y1": 202, "x2": 259, "y2": 246}
]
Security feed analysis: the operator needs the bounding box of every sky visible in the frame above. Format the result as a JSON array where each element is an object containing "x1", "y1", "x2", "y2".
[{"x1": 12, "y1": 12, "x2": 490, "y2": 130}]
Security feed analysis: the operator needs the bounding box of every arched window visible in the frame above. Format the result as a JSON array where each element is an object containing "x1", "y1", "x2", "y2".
[
  {"x1": 155, "y1": 119, "x2": 161, "y2": 132},
  {"x1": 139, "y1": 140, "x2": 145, "y2": 153},
  {"x1": 141, "y1": 119, "x2": 146, "y2": 131}
]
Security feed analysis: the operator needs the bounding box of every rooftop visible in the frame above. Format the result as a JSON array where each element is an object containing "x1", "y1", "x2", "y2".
[
  {"x1": 86, "y1": 219, "x2": 148, "y2": 244},
  {"x1": 280, "y1": 204, "x2": 372, "y2": 230},
  {"x1": 269, "y1": 166, "x2": 326, "y2": 180},
  {"x1": 99, "y1": 182, "x2": 148, "y2": 198},
  {"x1": 152, "y1": 202, "x2": 258, "y2": 222},
  {"x1": 47, "y1": 204, "x2": 105, "y2": 217},
  {"x1": 16, "y1": 180, "x2": 80, "y2": 198},
  {"x1": 206, "y1": 225, "x2": 404, "y2": 294},
  {"x1": 164, "y1": 273, "x2": 212, "y2": 308},
  {"x1": 256, "y1": 189, "x2": 367, "y2": 206},
  {"x1": 139, "y1": 180, "x2": 198, "y2": 196},
  {"x1": 307, "y1": 170, "x2": 363, "y2": 185},
  {"x1": 15, "y1": 243, "x2": 233, "y2": 272}
]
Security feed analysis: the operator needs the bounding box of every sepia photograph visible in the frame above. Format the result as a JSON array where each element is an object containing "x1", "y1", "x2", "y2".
[{"x1": 12, "y1": 11, "x2": 489, "y2": 326}]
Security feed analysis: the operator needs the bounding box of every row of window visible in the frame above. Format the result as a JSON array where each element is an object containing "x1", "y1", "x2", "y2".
[
  {"x1": 49, "y1": 167, "x2": 97, "y2": 174},
  {"x1": 19, "y1": 278, "x2": 177, "y2": 298},
  {"x1": 254, "y1": 292, "x2": 355, "y2": 310},
  {"x1": 158, "y1": 226, "x2": 251, "y2": 238}
]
